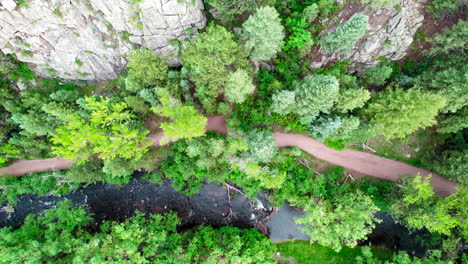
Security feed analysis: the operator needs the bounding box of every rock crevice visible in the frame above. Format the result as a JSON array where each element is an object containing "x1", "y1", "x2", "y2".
[{"x1": 0, "y1": 0, "x2": 206, "y2": 80}]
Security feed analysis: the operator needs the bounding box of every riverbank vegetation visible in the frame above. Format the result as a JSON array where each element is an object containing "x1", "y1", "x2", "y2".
[{"x1": 0, "y1": 0, "x2": 466, "y2": 263}]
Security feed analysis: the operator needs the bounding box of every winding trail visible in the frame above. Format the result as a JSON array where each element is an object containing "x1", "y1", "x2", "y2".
[{"x1": 0, "y1": 116, "x2": 458, "y2": 196}]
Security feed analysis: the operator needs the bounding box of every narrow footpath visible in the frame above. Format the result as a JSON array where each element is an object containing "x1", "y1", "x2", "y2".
[{"x1": 0, "y1": 116, "x2": 458, "y2": 195}]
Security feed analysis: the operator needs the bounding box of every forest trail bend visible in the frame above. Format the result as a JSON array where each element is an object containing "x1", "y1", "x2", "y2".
[{"x1": 0, "y1": 116, "x2": 458, "y2": 196}]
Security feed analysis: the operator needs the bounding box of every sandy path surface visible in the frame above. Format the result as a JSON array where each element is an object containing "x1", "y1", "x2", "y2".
[{"x1": 0, "y1": 116, "x2": 458, "y2": 195}]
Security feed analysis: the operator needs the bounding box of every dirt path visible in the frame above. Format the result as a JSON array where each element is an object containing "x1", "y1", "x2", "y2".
[{"x1": 0, "y1": 116, "x2": 458, "y2": 195}]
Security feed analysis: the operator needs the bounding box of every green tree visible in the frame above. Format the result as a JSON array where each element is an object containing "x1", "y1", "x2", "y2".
[
  {"x1": 181, "y1": 25, "x2": 248, "y2": 112},
  {"x1": 294, "y1": 75, "x2": 340, "y2": 122},
  {"x1": 51, "y1": 96, "x2": 151, "y2": 163},
  {"x1": 335, "y1": 88, "x2": 371, "y2": 113},
  {"x1": 309, "y1": 116, "x2": 342, "y2": 142},
  {"x1": 125, "y1": 49, "x2": 168, "y2": 91},
  {"x1": 416, "y1": 53, "x2": 467, "y2": 114},
  {"x1": 271, "y1": 90, "x2": 296, "y2": 115},
  {"x1": 205, "y1": 0, "x2": 276, "y2": 24},
  {"x1": 224, "y1": 69, "x2": 255, "y2": 104},
  {"x1": 302, "y1": 4, "x2": 319, "y2": 23},
  {"x1": 241, "y1": 6, "x2": 285, "y2": 61},
  {"x1": 329, "y1": 115, "x2": 361, "y2": 141},
  {"x1": 359, "y1": 65, "x2": 393, "y2": 86},
  {"x1": 388, "y1": 175, "x2": 467, "y2": 237},
  {"x1": 295, "y1": 191, "x2": 380, "y2": 252},
  {"x1": 152, "y1": 89, "x2": 207, "y2": 144},
  {"x1": 364, "y1": 87, "x2": 446, "y2": 139},
  {"x1": 427, "y1": 0, "x2": 463, "y2": 18},
  {"x1": 437, "y1": 107, "x2": 468, "y2": 134},
  {"x1": 319, "y1": 14, "x2": 369, "y2": 54},
  {"x1": 427, "y1": 20, "x2": 467, "y2": 55},
  {"x1": 432, "y1": 150, "x2": 467, "y2": 186},
  {"x1": 246, "y1": 129, "x2": 278, "y2": 163}
]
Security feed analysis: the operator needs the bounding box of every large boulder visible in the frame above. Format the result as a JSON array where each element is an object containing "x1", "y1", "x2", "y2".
[
  {"x1": 0, "y1": 0, "x2": 206, "y2": 80},
  {"x1": 311, "y1": 0, "x2": 425, "y2": 69}
]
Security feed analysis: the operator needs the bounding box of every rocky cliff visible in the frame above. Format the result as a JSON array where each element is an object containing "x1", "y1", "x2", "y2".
[
  {"x1": 0, "y1": 0, "x2": 206, "y2": 80},
  {"x1": 311, "y1": 0, "x2": 425, "y2": 69}
]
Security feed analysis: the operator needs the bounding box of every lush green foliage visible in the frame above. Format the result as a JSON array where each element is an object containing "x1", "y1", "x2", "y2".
[
  {"x1": 224, "y1": 69, "x2": 255, "y2": 104},
  {"x1": 357, "y1": 246, "x2": 453, "y2": 264},
  {"x1": 205, "y1": 0, "x2": 276, "y2": 24},
  {"x1": 181, "y1": 25, "x2": 248, "y2": 112},
  {"x1": 335, "y1": 88, "x2": 371, "y2": 113},
  {"x1": 436, "y1": 107, "x2": 468, "y2": 134},
  {"x1": 51, "y1": 96, "x2": 150, "y2": 163},
  {"x1": 426, "y1": 0, "x2": 463, "y2": 18},
  {"x1": 272, "y1": 75, "x2": 340, "y2": 124},
  {"x1": 295, "y1": 191, "x2": 380, "y2": 252},
  {"x1": 242, "y1": 6, "x2": 285, "y2": 61},
  {"x1": 388, "y1": 175, "x2": 467, "y2": 237},
  {"x1": 0, "y1": 52, "x2": 17, "y2": 76},
  {"x1": 320, "y1": 14, "x2": 369, "y2": 54},
  {"x1": 431, "y1": 150, "x2": 467, "y2": 185},
  {"x1": 416, "y1": 53, "x2": 467, "y2": 114},
  {"x1": 152, "y1": 89, "x2": 207, "y2": 144},
  {"x1": 0, "y1": 201, "x2": 277, "y2": 263},
  {"x1": 277, "y1": 241, "x2": 393, "y2": 264},
  {"x1": 309, "y1": 115, "x2": 342, "y2": 142},
  {"x1": 359, "y1": 65, "x2": 393, "y2": 86},
  {"x1": 125, "y1": 48, "x2": 168, "y2": 91},
  {"x1": 0, "y1": 170, "x2": 78, "y2": 206},
  {"x1": 246, "y1": 129, "x2": 278, "y2": 163},
  {"x1": 427, "y1": 20, "x2": 467, "y2": 56},
  {"x1": 364, "y1": 87, "x2": 446, "y2": 139}
]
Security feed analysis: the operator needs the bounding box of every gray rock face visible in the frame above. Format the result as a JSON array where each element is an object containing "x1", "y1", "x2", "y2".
[
  {"x1": 311, "y1": 0, "x2": 425, "y2": 70},
  {"x1": 0, "y1": 0, "x2": 206, "y2": 80}
]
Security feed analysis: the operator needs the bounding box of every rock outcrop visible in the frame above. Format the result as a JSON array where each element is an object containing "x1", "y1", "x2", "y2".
[
  {"x1": 311, "y1": 0, "x2": 425, "y2": 70},
  {"x1": 0, "y1": 0, "x2": 206, "y2": 80}
]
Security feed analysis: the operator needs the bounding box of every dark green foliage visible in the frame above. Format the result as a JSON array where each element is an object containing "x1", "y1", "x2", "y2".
[
  {"x1": 427, "y1": 0, "x2": 464, "y2": 18},
  {"x1": 357, "y1": 246, "x2": 452, "y2": 264},
  {"x1": 436, "y1": 107, "x2": 468, "y2": 134},
  {"x1": 416, "y1": 53, "x2": 467, "y2": 114},
  {"x1": 0, "y1": 171, "x2": 79, "y2": 206},
  {"x1": 427, "y1": 20, "x2": 467, "y2": 56},
  {"x1": 356, "y1": 178, "x2": 393, "y2": 211},
  {"x1": 359, "y1": 65, "x2": 393, "y2": 86},
  {"x1": 431, "y1": 150, "x2": 467, "y2": 185},
  {"x1": 0, "y1": 52, "x2": 17, "y2": 76}
]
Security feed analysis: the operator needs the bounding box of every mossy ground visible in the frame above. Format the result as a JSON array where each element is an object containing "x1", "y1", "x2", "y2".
[{"x1": 276, "y1": 240, "x2": 393, "y2": 264}]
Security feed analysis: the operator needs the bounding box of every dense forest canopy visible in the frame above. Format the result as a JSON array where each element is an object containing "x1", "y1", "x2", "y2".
[{"x1": 0, "y1": 0, "x2": 466, "y2": 263}]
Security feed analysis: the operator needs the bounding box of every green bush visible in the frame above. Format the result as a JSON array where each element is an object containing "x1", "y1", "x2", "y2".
[{"x1": 205, "y1": 0, "x2": 276, "y2": 24}]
